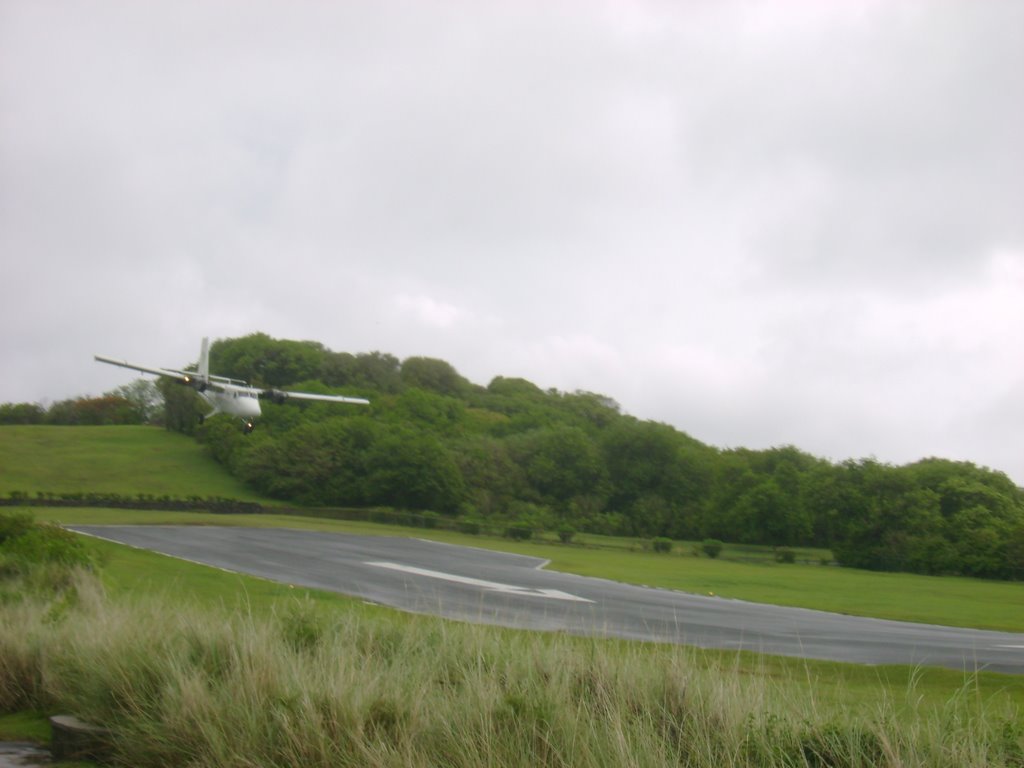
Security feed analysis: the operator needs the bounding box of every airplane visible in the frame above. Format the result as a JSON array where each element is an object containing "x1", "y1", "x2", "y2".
[{"x1": 95, "y1": 337, "x2": 369, "y2": 432}]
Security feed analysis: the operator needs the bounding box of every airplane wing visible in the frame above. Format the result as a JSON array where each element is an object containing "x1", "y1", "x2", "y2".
[
  {"x1": 261, "y1": 388, "x2": 370, "y2": 405},
  {"x1": 94, "y1": 355, "x2": 197, "y2": 384}
]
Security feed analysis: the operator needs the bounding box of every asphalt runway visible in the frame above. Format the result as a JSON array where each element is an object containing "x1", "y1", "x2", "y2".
[{"x1": 71, "y1": 525, "x2": 1024, "y2": 674}]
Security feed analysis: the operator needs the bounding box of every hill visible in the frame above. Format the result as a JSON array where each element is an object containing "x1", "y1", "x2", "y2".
[
  {"x1": 4, "y1": 331, "x2": 1024, "y2": 580},
  {"x1": 0, "y1": 425, "x2": 267, "y2": 502}
]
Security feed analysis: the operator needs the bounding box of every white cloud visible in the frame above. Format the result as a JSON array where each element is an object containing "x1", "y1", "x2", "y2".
[{"x1": 393, "y1": 294, "x2": 466, "y2": 330}]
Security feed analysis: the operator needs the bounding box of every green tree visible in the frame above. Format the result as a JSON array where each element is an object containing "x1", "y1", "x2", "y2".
[
  {"x1": 106, "y1": 379, "x2": 164, "y2": 423},
  {"x1": 44, "y1": 396, "x2": 141, "y2": 425},
  {"x1": 320, "y1": 351, "x2": 358, "y2": 387},
  {"x1": 212, "y1": 334, "x2": 326, "y2": 387},
  {"x1": 455, "y1": 436, "x2": 529, "y2": 517},
  {"x1": 363, "y1": 425, "x2": 465, "y2": 513},
  {"x1": 237, "y1": 418, "x2": 376, "y2": 505},
  {"x1": 352, "y1": 351, "x2": 401, "y2": 393},
  {"x1": 155, "y1": 377, "x2": 202, "y2": 434},
  {"x1": 0, "y1": 403, "x2": 45, "y2": 424},
  {"x1": 400, "y1": 357, "x2": 470, "y2": 397},
  {"x1": 511, "y1": 426, "x2": 608, "y2": 511},
  {"x1": 393, "y1": 388, "x2": 465, "y2": 434}
]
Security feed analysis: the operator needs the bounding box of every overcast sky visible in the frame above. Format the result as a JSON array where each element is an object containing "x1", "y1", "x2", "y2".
[{"x1": 2, "y1": 1, "x2": 1022, "y2": 481}]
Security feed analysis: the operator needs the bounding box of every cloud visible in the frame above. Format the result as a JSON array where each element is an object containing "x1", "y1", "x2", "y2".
[{"x1": 394, "y1": 294, "x2": 466, "y2": 330}]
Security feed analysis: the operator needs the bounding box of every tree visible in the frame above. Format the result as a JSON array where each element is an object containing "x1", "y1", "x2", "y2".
[
  {"x1": 44, "y1": 396, "x2": 141, "y2": 425},
  {"x1": 321, "y1": 351, "x2": 358, "y2": 387},
  {"x1": 0, "y1": 403, "x2": 45, "y2": 424},
  {"x1": 236, "y1": 418, "x2": 377, "y2": 505},
  {"x1": 211, "y1": 334, "x2": 325, "y2": 387},
  {"x1": 155, "y1": 377, "x2": 202, "y2": 434},
  {"x1": 363, "y1": 425, "x2": 465, "y2": 513},
  {"x1": 486, "y1": 376, "x2": 543, "y2": 397},
  {"x1": 511, "y1": 426, "x2": 608, "y2": 511},
  {"x1": 352, "y1": 351, "x2": 401, "y2": 393},
  {"x1": 455, "y1": 436, "x2": 529, "y2": 517},
  {"x1": 106, "y1": 379, "x2": 163, "y2": 424},
  {"x1": 400, "y1": 357, "x2": 470, "y2": 397},
  {"x1": 393, "y1": 388, "x2": 465, "y2": 433}
]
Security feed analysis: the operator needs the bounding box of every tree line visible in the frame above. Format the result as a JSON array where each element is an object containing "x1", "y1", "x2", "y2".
[
  {"x1": 0, "y1": 379, "x2": 161, "y2": 427},
  {"x1": 4, "y1": 332, "x2": 1023, "y2": 579}
]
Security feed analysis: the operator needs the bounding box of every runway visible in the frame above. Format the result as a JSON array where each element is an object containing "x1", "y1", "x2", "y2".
[{"x1": 71, "y1": 525, "x2": 1024, "y2": 674}]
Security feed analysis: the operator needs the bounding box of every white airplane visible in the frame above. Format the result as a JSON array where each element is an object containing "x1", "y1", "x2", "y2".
[{"x1": 95, "y1": 337, "x2": 369, "y2": 432}]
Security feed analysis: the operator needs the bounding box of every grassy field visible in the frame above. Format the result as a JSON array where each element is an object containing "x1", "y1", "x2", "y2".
[{"x1": 0, "y1": 425, "x2": 266, "y2": 501}]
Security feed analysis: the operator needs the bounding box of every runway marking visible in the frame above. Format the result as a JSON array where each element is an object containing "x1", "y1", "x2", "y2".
[
  {"x1": 995, "y1": 645, "x2": 1024, "y2": 649},
  {"x1": 366, "y1": 561, "x2": 594, "y2": 603}
]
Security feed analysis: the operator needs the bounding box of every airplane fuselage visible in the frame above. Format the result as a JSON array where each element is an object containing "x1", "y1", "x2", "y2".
[{"x1": 197, "y1": 382, "x2": 263, "y2": 422}]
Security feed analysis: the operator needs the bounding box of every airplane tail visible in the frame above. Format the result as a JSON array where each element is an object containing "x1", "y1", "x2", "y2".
[{"x1": 198, "y1": 337, "x2": 210, "y2": 382}]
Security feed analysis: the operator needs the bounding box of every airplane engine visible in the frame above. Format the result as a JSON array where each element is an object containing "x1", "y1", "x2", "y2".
[
  {"x1": 178, "y1": 376, "x2": 206, "y2": 392},
  {"x1": 262, "y1": 389, "x2": 288, "y2": 405}
]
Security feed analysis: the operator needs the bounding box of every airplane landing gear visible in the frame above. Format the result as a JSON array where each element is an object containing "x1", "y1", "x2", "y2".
[{"x1": 244, "y1": 421, "x2": 255, "y2": 434}]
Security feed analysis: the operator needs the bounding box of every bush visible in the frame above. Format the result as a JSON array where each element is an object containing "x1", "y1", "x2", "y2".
[
  {"x1": 775, "y1": 548, "x2": 797, "y2": 564},
  {"x1": 505, "y1": 524, "x2": 533, "y2": 541},
  {"x1": 0, "y1": 515, "x2": 97, "y2": 594},
  {"x1": 0, "y1": 512, "x2": 34, "y2": 545},
  {"x1": 701, "y1": 539, "x2": 724, "y2": 559},
  {"x1": 457, "y1": 519, "x2": 482, "y2": 535},
  {"x1": 3, "y1": 525, "x2": 94, "y2": 570},
  {"x1": 557, "y1": 526, "x2": 576, "y2": 544},
  {"x1": 652, "y1": 537, "x2": 673, "y2": 553}
]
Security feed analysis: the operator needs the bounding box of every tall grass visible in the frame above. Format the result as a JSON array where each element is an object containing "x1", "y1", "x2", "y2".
[{"x1": 1, "y1": 572, "x2": 1021, "y2": 767}]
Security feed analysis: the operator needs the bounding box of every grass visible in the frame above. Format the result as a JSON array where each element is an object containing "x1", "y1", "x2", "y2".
[
  {"x1": 2, "y1": 511, "x2": 1023, "y2": 766},
  {"x1": 0, "y1": 425, "x2": 266, "y2": 501},
  {"x1": 0, "y1": 710, "x2": 51, "y2": 742},
  {"x1": 0, "y1": 539, "x2": 1022, "y2": 767},
  {"x1": 81, "y1": 537, "x2": 1024, "y2": 711}
]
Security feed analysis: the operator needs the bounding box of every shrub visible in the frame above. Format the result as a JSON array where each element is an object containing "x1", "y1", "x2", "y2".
[
  {"x1": 457, "y1": 519, "x2": 482, "y2": 535},
  {"x1": 701, "y1": 539, "x2": 724, "y2": 559},
  {"x1": 775, "y1": 548, "x2": 797, "y2": 564},
  {"x1": 557, "y1": 526, "x2": 576, "y2": 544},
  {"x1": 3, "y1": 525, "x2": 94, "y2": 570},
  {"x1": 652, "y1": 537, "x2": 673, "y2": 553},
  {"x1": 0, "y1": 512, "x2": 34, "y2": 545},
  {"x1": 505, "y1": 524, "x2": 533, "y2": 541}
]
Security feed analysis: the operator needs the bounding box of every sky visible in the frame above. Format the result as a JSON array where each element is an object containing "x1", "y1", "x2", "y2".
[{"x1": 2, "y1": 1, "x2": 1023, "y2": 482}]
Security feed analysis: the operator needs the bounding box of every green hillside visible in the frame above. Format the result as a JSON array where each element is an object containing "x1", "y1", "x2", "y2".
[
  {"x1": 6, "y1": 332, "x2": 1024, "y2": 581},
  {"x1": 0, "y1": 425, "x2": 267, "y2": 502}
]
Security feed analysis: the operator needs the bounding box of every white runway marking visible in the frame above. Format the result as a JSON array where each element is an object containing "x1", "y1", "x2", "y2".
[
  {"x1": 366, "y1": 561, "x2": 594, "y2": 603},
  {"x1": 995, "y1": 644, "x2": 1024, "y2": 649}
]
